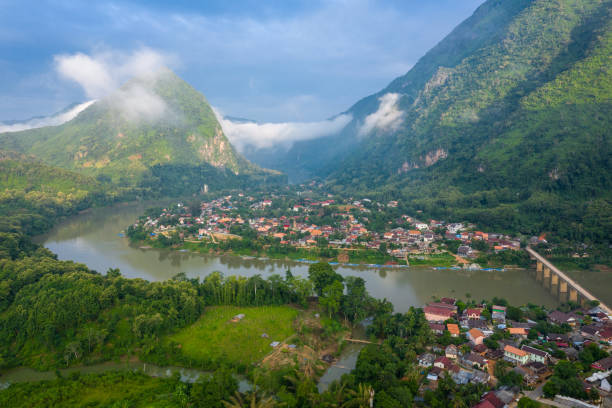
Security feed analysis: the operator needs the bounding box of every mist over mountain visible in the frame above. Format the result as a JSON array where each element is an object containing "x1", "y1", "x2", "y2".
[
  {"x1": 0, "y1": 101, "x2": 95, "y2": 133},
  {"x1": 239, "y1": 0, "x2": 612, "y2": 241},
  {"x1": 0, "y1": 68, "x2": 275, "y2": 188}
]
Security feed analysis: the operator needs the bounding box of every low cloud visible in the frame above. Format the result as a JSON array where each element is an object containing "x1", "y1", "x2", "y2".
[
  {"x1": 54, "y1": 48, "x2": 173, "y2": 121},
  {"x1": 0, "y1": 100, "x2": 95, "y2": 133},
  {"x1": 358, "y1": 93, "x2": 404, "y2": 136},
  {"x1": 215, "y1": 109, "x2": 352, "y2": 151}
]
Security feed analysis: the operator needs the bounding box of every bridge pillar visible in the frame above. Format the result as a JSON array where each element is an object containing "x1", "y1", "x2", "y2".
[
  {"x1": 559, "y1": 280, "x2": 568, "y2": 303},
  {"x1": 550, "y1": 274, "x2": 559, "y2": 296},
  {"x1": 569, "y1": 288, "x2": 578, "y2": 303},
  {"x1": 543, "y1": 267, "x2": 551, "y2": 288},
  {"x1": 536, "y1": 265, "x2": 543, "y2": 282},
  {"x1": 537, "y1": 261, "x2": 543, "y2": 272}
]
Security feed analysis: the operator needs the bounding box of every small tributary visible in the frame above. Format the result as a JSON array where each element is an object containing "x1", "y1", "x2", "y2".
[{"x1": 317, "y1": 321, "x2": 370, "y2": 393}]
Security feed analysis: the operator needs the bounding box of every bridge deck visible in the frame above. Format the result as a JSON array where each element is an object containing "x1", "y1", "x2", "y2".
[{"x1": 526, "y1": 247, "x2": 611, "y2": 315}]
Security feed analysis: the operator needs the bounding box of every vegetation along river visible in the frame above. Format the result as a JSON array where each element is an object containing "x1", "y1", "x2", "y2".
[
  {"x1": 24, "y1": 202, "x2": 612, "y2": 390},
  {"x1": 35, "y1": 202, "x2": 568, "y2": 310}
]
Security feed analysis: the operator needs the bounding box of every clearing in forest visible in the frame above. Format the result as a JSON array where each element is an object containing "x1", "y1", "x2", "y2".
[{"x1": 168, "y1": 305, "x2": 298, "y2": 367}]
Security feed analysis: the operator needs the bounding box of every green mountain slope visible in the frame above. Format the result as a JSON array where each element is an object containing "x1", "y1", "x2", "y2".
[
  {"x1": 0, "y1": 150, "x2": 100, "y2": 193},
  {"x1": 319, "y1": 0, "x2": 612, "y2": 243},
  {"x1": 0, "y1": 69, "x2": 265, "y2": 184}
]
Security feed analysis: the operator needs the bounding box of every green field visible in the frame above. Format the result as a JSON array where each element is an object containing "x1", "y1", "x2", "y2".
[
  {"x1": 168, "y1": 305, "x2": 299, "y2": 367},
  {"x1": 408, "y1": 252, "x2": 457, "y2": 267}
]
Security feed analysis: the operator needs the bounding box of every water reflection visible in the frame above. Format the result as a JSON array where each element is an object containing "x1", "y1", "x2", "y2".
[{"x1": 35, "y1": 203, "x2": 569, "y2": 312}]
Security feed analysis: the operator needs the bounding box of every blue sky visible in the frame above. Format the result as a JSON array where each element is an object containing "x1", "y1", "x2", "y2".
[{"x1": 0, "y1": 0, "x2": 485, "y2": 122}]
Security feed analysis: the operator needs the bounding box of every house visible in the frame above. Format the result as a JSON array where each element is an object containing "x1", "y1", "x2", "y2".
[
  {"x1": 547, "y1": 333, "x2": 570, "y2": 348},
  {"x1": 472, "y1": 343, "x2": 488, "y2": 354},
  {"x1": 429, "y1": 322, "x2": 445, "y2": 335},
  {"x1": 548, "y1": 310, "x2": 580, "y2": 327},
  {"x1": 469, "y1": 319, "x2": 490, "y2": 330},
  {"x1": 479, "y1": 391, "x2": 506, "y2": 408},
  {"x1": 473, "y1": 401, "x2": 496, "y2": 408},
  {"x1": 467, "y1": 328, "x2": 485, "y2": 346},
  {"x1": 599, "y1": 328, "x2": 612, "y2": 343},
  {"x1": 447, "y1": 323, "x2": 460, "y2": 337},
  {"x1": 465, "y1": 308, "x2": 482, "y2": 320},
  {"x1": 521, "y1": 345, "x2": 549, "y2": 364},
  {"x1": 424, "y1": 306, "x2": 456, "y2": 322},
  {"x1": 504, "y1": 345, "x2": 529, "y2": 365},
  {"x1": 524, "y1": 361, "x2": 549, "y2": 376},
  {"x1": 457, "y1": 245, "x2": 473, "y2": 257},
  {"x1": 470, "y1": 370, "x2": 491, "y2": 384},
  {"x1": 462, "y1": 352, "x2": 488, "y2": 370},
  {"x1": 424, "y1": 305, "x2": 457, "y2": 322},
  {"x1": 426, "y1": 372, "x2": 439, "y2": 382},
  {"x1": 486, "y1": 349, "x2": 504, "y2": 360},
  {"x1": 592, "y1": 356, "x2": 612, "y2": 371},
  {"x1": 418, "y1": 353, "x2": 436, "y2": 367},
  {"x1": 492, "y1": 305, "x2": 507, "y2": 321},
  {"x1": 433, "y1": 357, "x2": 460, "y2": 374},
  {"x1": 434, "y1": 356, "x2": 453, "y2": 370},
  {"x1": 445, "y1": 344, "x2": 459, "y2": 359},
  {"x1": 581, "y1": 325, "x2": 601, "y2": 339},
  {"x1": 507, "y1": 327, "x2": 529, "y2": 337},
  {"x1": 601, "y1": 378, "x2": 611, "y2": 392}
]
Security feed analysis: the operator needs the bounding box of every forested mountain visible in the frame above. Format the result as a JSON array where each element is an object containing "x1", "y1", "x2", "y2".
[
  {"x1": 267, "y1": 0, "x2": 612, "y2": 243},
  {"x1": 0, "y1": 69, "x2": 281, "y2": 188}
]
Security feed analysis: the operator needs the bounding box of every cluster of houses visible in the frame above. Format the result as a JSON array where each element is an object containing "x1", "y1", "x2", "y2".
[
  {"x1": 419, "y1": 298, "x2": 612, "y2": 406},
  {"x1": 136, "y1": 195, "x2": 533, "y2": 263}
]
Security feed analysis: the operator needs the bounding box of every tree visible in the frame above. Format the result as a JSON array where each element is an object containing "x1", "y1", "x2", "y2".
[
  {"x1": 342, "y1": 277, "x2": 370, "y2": 322},
  {"x1": 517, "y1": 397, "x2": 541, "y2": 408},
  {"x1": 308, "y1": 262, "x2": 343, "y2": 296},
  {"x1": 291, "y1": 276, "x2": 313, "y2": 307},
  {"x1": 342, "y1": 383, "x2": 374, "y2": 408},
  {"x1": 191, "y1": 369, "x2": 238, "y2": 408},
  {"x1": 506, "y1": 306, "x2": 523, "y2": 321},
  {"x1": 320, "y1": 281, "x2": 344, "y2": 318},
  {"x1": 222, "y1": 391, "x2": 276, "y2": 408}
]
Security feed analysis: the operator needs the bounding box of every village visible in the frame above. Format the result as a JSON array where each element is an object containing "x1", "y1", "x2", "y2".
[
  {"x1": 417, "y1": 297, "x2": 612, "y2": 407},
  {"x1": 128, "y1": 191, "x2": 543, "y2": 268}
]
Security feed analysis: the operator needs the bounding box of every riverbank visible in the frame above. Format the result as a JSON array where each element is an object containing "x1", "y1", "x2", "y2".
[{"x1": 128, "y1": 235, "x2": 518, "y2": 272}]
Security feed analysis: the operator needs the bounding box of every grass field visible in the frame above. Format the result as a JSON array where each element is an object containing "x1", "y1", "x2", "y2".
[
  {"x1": 168, "y1": 305, "x2": 299, "y2": 367},
  {"x1": 408, "y1": 252, "x2": 457, "y2": 267}
]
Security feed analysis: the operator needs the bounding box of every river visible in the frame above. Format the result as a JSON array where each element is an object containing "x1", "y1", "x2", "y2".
[
  {"x1": 14, "y1": 201, "x2": 610, "y2": 391},
  {"x1": 36, "y1": 202, "x2": 564, "y2": 311}
]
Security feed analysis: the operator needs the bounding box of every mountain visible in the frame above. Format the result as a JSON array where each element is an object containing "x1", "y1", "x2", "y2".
[
  {"x1": 267, "y1": 0, "x2": 611, "y2": 242},
  {"x1": 0, "y1": 69, "x2": 278, "y2": 188}
]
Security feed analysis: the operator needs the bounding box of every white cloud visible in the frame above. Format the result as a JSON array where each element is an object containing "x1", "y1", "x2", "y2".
[
  {"x1": 358, "y1": 93, "x2": 404, "y2": 136},
  {"x1": 215, "y1": 109, "x2": 352, "y2": 151},
  {"x1": 0, "y1": 100, "x2": 95, "y2": 133},
  {"x1": 54, "y1": 48, "x2": 175, "y2": 121}
]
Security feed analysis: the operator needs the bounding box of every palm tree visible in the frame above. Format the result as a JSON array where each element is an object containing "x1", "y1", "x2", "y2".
[
  {"x1": 341, "y1": 384, "x2": 374, "y2": 408},
  {"x1": 222, "y1": 391, "x2": 276, "y2": 408},
  {"x1": 450, "y1": 395, "x2": 468, "y2": 408},
  {"x1": 323, "y1": 382, "x2": 347, "y2": 407}
]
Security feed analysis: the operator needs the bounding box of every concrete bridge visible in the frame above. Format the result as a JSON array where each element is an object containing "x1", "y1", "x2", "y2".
[{"x1": 526, "y1": 247, "x2": 611, "y2": 315}]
